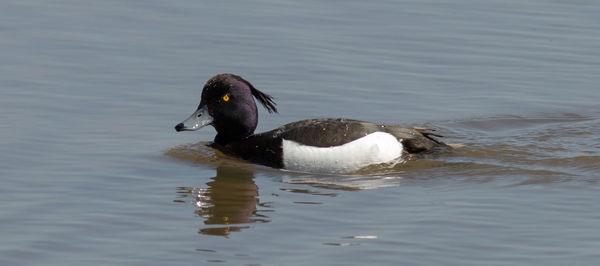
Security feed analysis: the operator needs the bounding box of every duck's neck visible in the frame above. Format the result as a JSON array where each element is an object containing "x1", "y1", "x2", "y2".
[
  {"x1": 211, "y1": 114, "x2": 257, "y2": 145},
  {"x1": 214, "y1": 131, "x2": 252, "y2": 146}
]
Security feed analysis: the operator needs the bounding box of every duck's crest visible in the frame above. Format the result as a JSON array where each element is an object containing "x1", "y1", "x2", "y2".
[{"x1": 232, "y1": 74, "x2": 278, "y2": 114}]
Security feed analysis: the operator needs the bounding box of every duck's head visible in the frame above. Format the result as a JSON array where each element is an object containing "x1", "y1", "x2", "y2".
[{"x1": 174, "y1": 74, "x2": 277, "y2": 144}]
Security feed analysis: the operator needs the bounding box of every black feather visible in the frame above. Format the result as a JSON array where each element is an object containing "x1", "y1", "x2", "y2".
[{"x1": 234, "y1": 75, "x2": 278, "y2": 113}]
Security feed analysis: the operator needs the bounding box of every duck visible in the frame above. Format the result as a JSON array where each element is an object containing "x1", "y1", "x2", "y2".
[{"x1": 174, "y1": 73, "x2": 448, "y2": 173}]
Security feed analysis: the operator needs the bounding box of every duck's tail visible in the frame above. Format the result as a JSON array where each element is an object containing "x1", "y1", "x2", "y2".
[{"x1": 382, "y1": 126, "x2": 450, "y2": 154}]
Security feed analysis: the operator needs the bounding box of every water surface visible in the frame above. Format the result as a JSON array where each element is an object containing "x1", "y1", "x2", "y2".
[{"x1": 2, "y1": 0, "x2": 600, "y2": 265}]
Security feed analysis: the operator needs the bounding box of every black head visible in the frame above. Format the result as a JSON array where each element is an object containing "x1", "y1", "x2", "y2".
[{"x1": 175, "y1": 74, "x2": 277, "y2": 145}]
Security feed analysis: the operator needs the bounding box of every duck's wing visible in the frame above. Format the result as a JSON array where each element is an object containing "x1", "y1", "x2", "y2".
[
  {"x1": 259, "y1": 118, "x2": 447, "y2": 153},
  {"x1": 264, "y1": 118, "x2": 378, "y2": 147}
]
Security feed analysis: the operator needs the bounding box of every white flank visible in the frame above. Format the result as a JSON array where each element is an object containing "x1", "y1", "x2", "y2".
[{"x1": 282, "y1": 132, "x2": 403, "y2": 174}]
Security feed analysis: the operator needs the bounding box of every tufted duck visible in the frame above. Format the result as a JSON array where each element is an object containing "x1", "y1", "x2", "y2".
[{"x1": 174, "y1": 74, "x2": 448, "y2": 173}]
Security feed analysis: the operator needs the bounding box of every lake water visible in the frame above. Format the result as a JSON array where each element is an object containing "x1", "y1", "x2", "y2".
[{"x1": 2, "y1": 0, "x2": 600, "y2": 265}]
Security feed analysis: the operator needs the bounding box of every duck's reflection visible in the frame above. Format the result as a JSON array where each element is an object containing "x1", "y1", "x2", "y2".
[{"x1": 176, "y1": 164, "x2": 269, "y2": 237}]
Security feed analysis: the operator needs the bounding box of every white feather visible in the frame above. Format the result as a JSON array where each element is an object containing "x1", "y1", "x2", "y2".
[{"x1": 282, "y1": 132, "x2": 403, "y2": 174}]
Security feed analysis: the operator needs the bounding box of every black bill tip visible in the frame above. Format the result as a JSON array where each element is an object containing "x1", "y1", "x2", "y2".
[{"x1": 174, "y1": 123, "x2": 185, "y2": 132}]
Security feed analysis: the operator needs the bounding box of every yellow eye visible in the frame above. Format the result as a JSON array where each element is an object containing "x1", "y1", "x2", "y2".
[{"x1": 222, "y1": 94, "x2": 230, "y2": 102}]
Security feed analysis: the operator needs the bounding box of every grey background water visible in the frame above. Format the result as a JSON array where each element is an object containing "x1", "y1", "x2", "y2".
[{"x1": 2, "y1": 0, "x2": 600, "y2": 265}]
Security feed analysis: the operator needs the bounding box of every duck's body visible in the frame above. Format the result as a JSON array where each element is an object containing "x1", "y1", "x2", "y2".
[{"x1": 175, "y1": 74, "x2": 447, "y2": 173}]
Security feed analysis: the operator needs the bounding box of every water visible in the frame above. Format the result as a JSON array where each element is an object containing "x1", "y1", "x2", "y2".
[{"x1": 2, "y1": 0, "x2": 600, "y2": 265}]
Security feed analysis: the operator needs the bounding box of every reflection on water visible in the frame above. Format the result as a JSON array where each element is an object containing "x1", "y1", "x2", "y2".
[
  {"x1": 167, "y1": 141, "x2": 272, "y2": 236},
  {"x1": 175, "y1": 165, "x2": 270, "y2": 237},
  {"x1": 280, "y1": 172, "x2": 404, "y2": 190}
]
